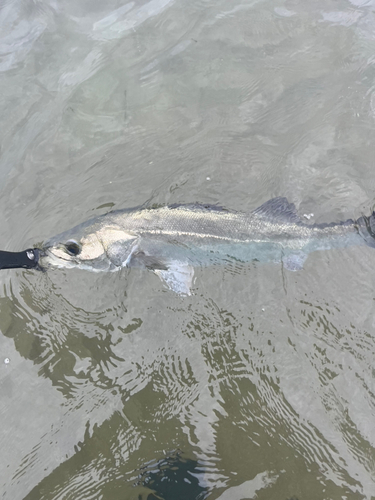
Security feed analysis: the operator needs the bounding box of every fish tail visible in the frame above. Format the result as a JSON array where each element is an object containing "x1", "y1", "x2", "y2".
[{"x1": 357, "y1": 212, "x2": 375, "y2": 248}]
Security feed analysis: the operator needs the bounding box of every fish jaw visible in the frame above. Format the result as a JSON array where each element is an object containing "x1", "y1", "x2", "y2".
[
  {"x1": 38, "y1": 247, "x2": 118, "y2": 272},
  {"x1": 39, "y1": 244, "x2": 116, "y2": 272},
  {"x1": 39, "y1": 223, "x2": 139, "y2": 272},
  {"x1": 38, "y1": 226, "x2": 108, "y2": 271}
]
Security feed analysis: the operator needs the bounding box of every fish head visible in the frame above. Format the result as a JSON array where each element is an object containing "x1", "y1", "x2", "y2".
[{"x1": 39, "y1": 220, "x2": 137, "y2": 272}]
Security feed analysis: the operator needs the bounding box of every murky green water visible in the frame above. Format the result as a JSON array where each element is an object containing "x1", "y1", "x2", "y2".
[{"x1": 1, "y1": 0, "x2": 375, "y2": 498}]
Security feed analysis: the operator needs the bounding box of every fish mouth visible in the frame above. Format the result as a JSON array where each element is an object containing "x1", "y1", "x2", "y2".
[
  {"x1": 32, "y1": 248, "x2": 43, "y2": 270},
  {"x1": 37, "y1": 246, "x2": 77, "y2": 270},
  {"x1": 33, "y1": 248, "x2": 50, "y2": 271}
]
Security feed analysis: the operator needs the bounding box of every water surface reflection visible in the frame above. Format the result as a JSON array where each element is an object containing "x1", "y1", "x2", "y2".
[{"x1": 1, "y1": 260, "x2": 374, "y2": 498}]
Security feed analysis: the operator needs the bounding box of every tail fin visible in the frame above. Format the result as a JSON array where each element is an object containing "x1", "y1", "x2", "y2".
[
  {"x1": 369, "y1": 211, "x2": 375, "y2": 235},
  {"x1": 357, "y1": 212, "x2": 375, "y2": 248}
]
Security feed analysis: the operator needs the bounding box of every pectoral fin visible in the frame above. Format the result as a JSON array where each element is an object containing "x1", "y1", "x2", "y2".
[
  {"x1": 127, "y1": 250, "x2": 168, "y2": 270},
  {"x1": 154, "y1": 263, "x2": 195, "y2": 295},
  {"x1": 282, "y1": 251, "x2": 307, "y2": 271}
]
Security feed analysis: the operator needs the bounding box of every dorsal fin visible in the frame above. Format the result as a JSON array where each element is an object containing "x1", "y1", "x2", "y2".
[{"x1": 253, "y1": 197, "x2": 301, "y2": 224}]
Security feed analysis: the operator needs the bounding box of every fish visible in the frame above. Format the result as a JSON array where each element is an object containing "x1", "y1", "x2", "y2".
[{"x1": 31, "y1": 197, "x2": 375, "y2": 295}]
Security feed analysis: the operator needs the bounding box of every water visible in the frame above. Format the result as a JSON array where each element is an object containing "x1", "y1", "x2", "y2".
[{"x1": 1, "y1": 0, "x2": 375, "y2": 498}]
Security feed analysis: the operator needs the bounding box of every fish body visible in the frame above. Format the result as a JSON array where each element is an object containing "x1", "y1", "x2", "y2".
[{"x1": 39, "y1": 197, "x2": 375, "y2": 294}]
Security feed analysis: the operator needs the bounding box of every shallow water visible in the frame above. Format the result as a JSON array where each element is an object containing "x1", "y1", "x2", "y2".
[{"x1": 1, "y1": 0, "x2": 375, "y2": 499}]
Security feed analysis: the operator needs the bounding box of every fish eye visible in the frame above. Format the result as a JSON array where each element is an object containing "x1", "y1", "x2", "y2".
[{"x1": 65, "y1": 240, "x2": 81, "y2": 256}]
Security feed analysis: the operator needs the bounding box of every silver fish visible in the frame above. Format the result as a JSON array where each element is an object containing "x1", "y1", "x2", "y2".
[{"x1": 38, "y1": 197, "x2": 375, "y2": 294}]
